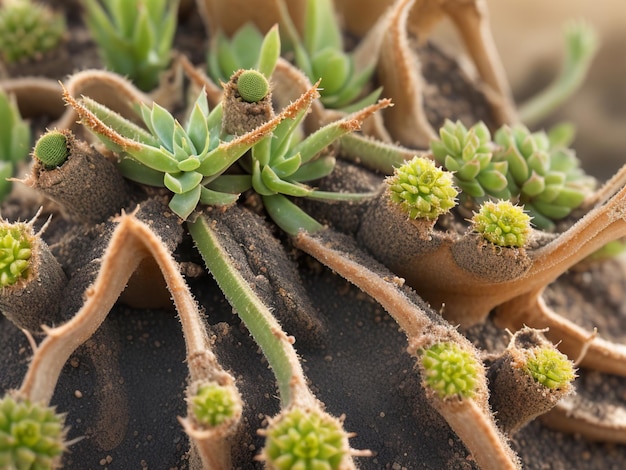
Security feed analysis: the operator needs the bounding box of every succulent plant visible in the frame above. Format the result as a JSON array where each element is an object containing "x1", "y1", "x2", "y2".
[
  {"x1": 524, "y1": 347, "x2": 576, "y2": 390},
  {"x1": 0, "y1": 395, "x2": 66, "y2": 470},
  {"x1": 32, "y1": 130, "x2": 70, "y2": 170},
  {"x1": 0, "y1": 88, "x2": 31, "y2": 200},
  {"x1": 430, "y1": 120, "x2": 510, "y2": 200},
  {"x1": 236, "y1": 69, "x2": 270, "y2": 103},
  {"x1": 0, "y1": 0, "x2": 66, "y2": 64},
  {"x1": 0, "y1": 221, "x2": 32, "y2": 287},
  {"x1": 207, "y1": 23, "x2": 266, "y2": 83},
  {"x1": 82, "y1": 0, "x2": 178, "y2": 91},
  {"x1": 419, "y1": 342, "x2": 480, "y2": 400},
  {"x1": 261, "y1": 407, "x2": 349, "y2": 470},
  {"x1": 493, "y1": 124, "x2": 596, "y2": 230},
  {"x1": 386, "y1": 156, "x2": 458, "y2": 220},
  {"x1": 190, "y1": 383, "x2": 240, "y2": 428},
  {"x1": 471, "y1": 200, "x2": 531, "y2": 248}
]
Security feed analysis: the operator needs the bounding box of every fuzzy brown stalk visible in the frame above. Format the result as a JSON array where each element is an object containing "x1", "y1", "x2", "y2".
[
  {"x1": 295, "y1": 229, "x2": 520, "y2": 470},
  {"x1": 488, "y1": 328, "x2": 574, "y2": 435},
  {"x1": 0, "y1": 216, "x2": 67, "y2": 333},
  {"x1": 24, "y1": 131, "x2": 132, "y2": 224},
  {"x1": 221, "y1": 69, "x2": 275, "y2": 135}
]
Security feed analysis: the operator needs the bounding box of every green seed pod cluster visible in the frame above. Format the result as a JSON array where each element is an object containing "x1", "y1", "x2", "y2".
[
  {"x1": 0, "y1": 0, "x2": 66, "y2": 64},
  {"x1": 523, "y1": 347, "x2": 576, "y2": 390},
  {"x1": 236, "y1": 69, "x2": 270, "y2": 103},
  {"x1": 33, "y1": 130, "x2": 70, "y2": 169},
  {"x1": 430, "y1": 120, "x2": 509, "y2": 199},
  {"x1": 0, "y1": 395, "x2": 66, "y2": 469},
  {"x1": 420, "y1": 342, "x2": 480, "y2": 399},
  {"x1": 190, "y1": 383, "x2": 239, "y2": 427},
  {"x1": 493, "y1": 124, "x2": 596, "y2": 230},
  {"x1": 0, "y1": 221, "x2": 33, "y2": 287},
  {"x1": 472, "y1": 200, "x2": 531, "y2": 248},
  {"x1": 262, "y1": 407, "x2": 348, "y2": 470},
  {"x1": 387, "y1": 156, "x2": 458, "y2": 220}
]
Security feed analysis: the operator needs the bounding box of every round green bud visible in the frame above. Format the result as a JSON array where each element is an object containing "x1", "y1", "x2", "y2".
[
  {"x1": 420, "y1": 342, "x2": 480, "y2": 399},
  {"x1": 263, "y1": 408, "x2": 348, "y2": 470},
  {"x1": 33, "y1": 130, "x2": 70, "y2": 169},
  {"x1": 0, "y1": 395, "x2": 66, "y2": 469},
  {"x1": 190, "y1": 383, "x2": 238, "y2": 427},
  {"x1": 472, "y1": 200, "x2": 531, "y2": 248},
  {"x1": 0, "y1": 221, "x2": 33, "y2": 287},
  {"x1": 524, "y1": 347, "x2": 576, "y2": 390},
  {"x1": 237, "y1": 69, "x2": 270, "y2": 103},
  {"x1": 387, "y1": 156, "x2": 458, "y2": 220}
]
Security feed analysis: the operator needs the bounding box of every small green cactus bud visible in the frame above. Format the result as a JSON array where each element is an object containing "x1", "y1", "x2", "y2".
[
  {"x1": 420, "y1": 342, "x2": 480, "y2": 399},
  {"x1": 33, "y1": 130, "x2": 70, "y2": 169},
  {"x1": 430, "y1": 120, "x2": 509, "y2": 199},
  {"x1": 262, "y1": 407, "x2": 349, "y2": 470},
  {"x1": 237, "y1": 69, "x2": 270, "y2": 103},
  {"x1": 0, "y1": 221, "x2": 33, "y2": 287},
  {"x1": 471, "y1": 200, "x2": 531, "y2": 248},
  {"x1": 0, "y1": 0, "x2": 66, "y2": 64},
  {"x1": 493, "y1": 124, "x2": 595, "y2": 230},
  {"x1": 0, "y1": 395, "x2": 66, "y2": 469},
  {"x1": 190, "y1": 383, "x2": 239, "y2": 427},
  {"x1": 387, "y1": 156, "x2": 458, "y2": 220},
  {"x1": 524, "y1": 347, "x2": 576, "y2": 390}
]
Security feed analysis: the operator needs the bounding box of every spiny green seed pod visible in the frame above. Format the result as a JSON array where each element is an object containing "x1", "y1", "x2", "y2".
[
  {"x1": 0, "y1": 222, "x2": 32, "y2": 287},
  {"x1": 493, "y1": 124, "x2": 595, "y2": 230},
  {"x1": 33, "y1": 130, "x2": 70, "y2": 169},
  {"x1": 420, "y1": 342, "x2": 480, "y2": 399},
  {"x1": 262, "y1": 408, "x2": 349, "y2": 470},
  {"x1": 430, "y1": 120, "x2": 509, "y2": 199},
  {"x1": 0, "y1": 0, "x2": 66, "y2": 64},
  {"x1": 387, "y1": 156, "x2": 458, "y2": 220},
  {"x1": 0, "y1": 395, "x2": 66, "y2": 469},
  {"x1": 237, "y1": 69, "x2": 270, "y2": 103},
  {"x1": 190, "y1": 383, "x2": 239, "y2": 428},
  {"x1": 472, "y1": 200, "x2": 531, "y2": 248},
  {"x1": 524, "y1": 347, "x2": 576, "y2": 390}
]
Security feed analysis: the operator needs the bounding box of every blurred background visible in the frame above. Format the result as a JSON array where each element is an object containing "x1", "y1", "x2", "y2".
[
  {"x1": 488, "y1": 1, "x2": 626, "y2": 181},
  {"x1": 437, "y1": 1, "x2": 626, "y2": 181}
]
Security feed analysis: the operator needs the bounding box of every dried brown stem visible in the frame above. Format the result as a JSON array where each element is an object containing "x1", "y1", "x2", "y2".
[{"x1": 295, "y1": 229, "x2": 519, "y2": 470}]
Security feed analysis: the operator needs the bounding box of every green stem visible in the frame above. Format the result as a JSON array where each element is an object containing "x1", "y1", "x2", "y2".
[{"x1": 188, "y1": 214, "x2": 312, "y2": 408}]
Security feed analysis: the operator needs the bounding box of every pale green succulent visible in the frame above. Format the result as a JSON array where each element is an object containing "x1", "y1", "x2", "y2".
[
  {"x1": 493, "y1": 124, "x2": 596, "y2": 230},
  {"x1": 207, "y1": 23, "x2": 266, "y2": 84},
  {"x1": 262, "y1": 407, "x2": 348, "y2": 470},
  {"x1": 0, "y1": 395, "x2": 66, "y2": 469},
  {"x1": 0, "y1": 0, "x2": 66, "y2": 64},
  {"x1": 190, "y1": 383, "x2": 239, "y2": 428},
  {"x1": 472, "y1": 200, "x2": 531, "y2": 248},
  {"x1": 279, "y1": 0, "x2": 380, "y2": 111},
  {"x1": 83, "y1": 0, "x2": 178, "y2": 91},
  {"x1": 523, "y1": 347, "x2": 576, "y2": 390},
  {"x1": 386, "y1": 156, "x2": 458, "y2": 220},
  {"x1": 33, "y1": 129, "x2": 70, "y2": 170},
  {"x1": 0, "y1": 89, "x2": 31, "y2": 200},
  {"x1": 0, "y1": 221, "x2": 32, "y2": 287},
  {"x1": 430, "y1": 119, "x2": 509, "y2": 200},
  {"x1": 420, "y1": 342, "x2": 480, "y2": 400}
]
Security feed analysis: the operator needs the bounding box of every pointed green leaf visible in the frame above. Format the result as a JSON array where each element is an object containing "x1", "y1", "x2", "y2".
[
  {"x1": 186, "y1": 91, "x2": 211, "y2": 153},
  {"x1": 164, "y1": 171, "x2": 203, "y2": 194},
  {"x1": 199, "y1": 186, "x2": 240, "y2": 206},
  {"x1": 117, "y1": 156, "x2": 166, "y2": 186},
  {"x1": 149, "y1": 103, "x2": 177, "y2": 152},
  {"x1": 262, "y1": 165, "x2": 311, "y2": 197},
  {"x1": 262, "y1": 194, "x2": 323, "y2": 236},
  {"x1": 169, "y1": 185, "x2": 202, "y2": 220},
  {"x1": 272, "y1": 154, "x2": 302, "y2": 179},
  {"x1": 257, "y1": 24, "x2": 281, "y2": 78}
]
